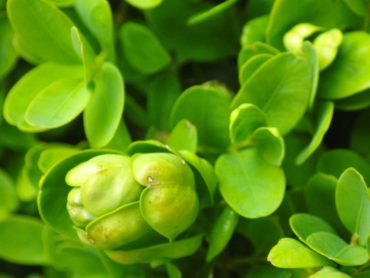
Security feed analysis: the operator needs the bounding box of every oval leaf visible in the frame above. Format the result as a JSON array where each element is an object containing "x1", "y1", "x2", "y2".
[
  {"x1": 319, "y1": 32, "x2": 370, "y2": 99},
  {"x1": 25, "y1": 79, "x2": 90, "y2": 128},
  {"x1": 75, "y1": 0, "x2": 115, "y2": 61},
  {"x1": 268, "y1": 238, "x2": 333, "y2": 268},
  {"x1": 290, "y1": 213, "x2": 336, "y2": 243},
  {"x1": 336, "y1": 168, "x2": 370, "y2": 245},
  {"x1": 216, "y1": 148, "x2": 285, "y2": 218},
  {"x1": 84, "y1": 62, "x2": 124, "y2": 148},
  {"x1": 307, "y1": 231, "x2": 369, "y2": 266},
  {"x1": 239, "y1": 54, "x2": 273, "y2": 85},
  {"x1": 120, "y1": 22, "x2": 170, "y2": 74},
  {"x1": 167, "y1": 120, "x2": 197, "y2": 153},
  {"x1": 318, "y1": 149, "x2": 370, "y2": 185},
  {"x1": 206, "y1": 206, "x2": 239, "y2": 261},
  {"x1": 4, "y1": 63, "x2": 84, "y2": 132},
  {"x1": 253, "y1": 127, "x2": 285, "y2": 166},
  {"x1": 232, "y1": 52, "x2": 313, "y2": 134},
  {"x1": 171, "y1": 83, "x2": 231, "y2": 152},
  {"x1": 7, "y1": 0, "x2": 80, "y2": 64},
  {"x1": 229, "y1": 103, "x2": 267, "y2": 146}
]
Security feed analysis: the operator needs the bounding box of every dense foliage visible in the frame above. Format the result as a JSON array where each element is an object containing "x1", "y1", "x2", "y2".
[{"x1": 1, "y1": 0, "x2": 370, "y2": 277}]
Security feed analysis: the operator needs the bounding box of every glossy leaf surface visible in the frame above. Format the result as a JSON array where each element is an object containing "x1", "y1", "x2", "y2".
[
  {"x1": 336, "y1": 168, "x2": 370, "y2": 245},
  {"x1": 319, "y1": 32, "x2": 370, "y2": 99},
  {"x1": 171, "y1": 84, "x2": 231, "y2": 152},
  {"x1": 84, "y1": 62, "x2": 124, "y2": 147},
  {"x1": 307, "y1": 232, "x2": 369, "y2": 266},
  {"x1": 206, "y1": 206, "x2": 239, "y2": 261},
  {"x1": 120, "y1": 22, "x2": 170, "y2": 74},
  {"x1": 216, "y1": 148, "x2": 285, "y2": 218},
  {"x1": 268, "y1": 238, "x2": 332, "y2": 268},
  {"x1": 4, "y1": 63, "x2": 84, "y2": 132},
  {"x1": 233, "y1": 52, "x2": 312, "y2": 134},
  {"x1": 7, "y1": 0, "x2": 80, "y2": 64}
]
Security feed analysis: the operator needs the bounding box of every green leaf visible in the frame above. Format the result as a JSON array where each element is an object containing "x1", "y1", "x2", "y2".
[
  {"x1": 336, "y1": 168, "x2": 370, "y2": 245},
  {"x1": 0, "y1": 169, "x2": 18, "y2": 217},
  {"x1": 25, "y1": 79, "x2": 90, "y2": 129},
  {"x1": 229, "y1": 103, "x2": 267, "y2": 146},
  {"x1": 145, "y1": 0, "x2": 238, "y2": 61},
  {"x1": 70, "y1": 26, "x2": 95, "y2": 82},
  {"x1": 268, "y1": 238, "x2": 332, "y2": 268},
  {"x1": 83, "y1": 62, "x2": 124, "y2": 148},
  {"x1": 46, "y1": 0, "x2": 75, "y2": 7},
  {"x1": 171, "y1": 83, "x2": 231, "y2": 153},
  {"x1": 0, "y1": 19, "x2": 17, "y2": 77},
  {"x1": 105, "y1": 234, "x2": 203, "y2": 264},
  {"x1": 216, "y1": 148, "x2": 285, "y2": 218},
  {"x1": 206, "y1": 206, "x2": 239, "y2": 261},
  {"x1": 313, "y1": 29, "x2": 343, "y2": 70},
  {"x1": 238, "y1": 41, "x2": 279, "y2": 69},
  {"x1": 319, "y1": 32, "x2": 370, "y2": 99},
  {"x1": 317, "y1": 149, "x2": 370, "y2": 185},
  {"x1": 127, "y1": 140, "x2": 170, "y2": 155},
  {"x1": 335, "y1": 89, "x2": 370, "y2": 111},
  {"x1": 147, "y1": 72, "x2": 181, "y2": 131},
  {"x1": 253, "y1": 127, "x2": 285, "y2": 166},
  {"x1": 166, "y1": 262, "x2": 182, "y2": 278},
  {"x1": 125, "y1": 0, "x2": 162, "y2": 9},
  {"x1": 38, "y1": 145, "x2": 79, "y2": 173},
  {"x1": 240, "y1": 15, "x2": 269, "y2": 47},
  {"x1": 296, "y1": 101, "x2": 334, "y2": 165},
  {"x1": 309, "y1": 267, "x2": 351, "y2": 278},
  {"x1": 283, "y1": 23, "x2": 322, "y2": 53},
  {"x1": 0, "y1": 216, "x2": 47, "y2": 265},
  {"x1": 301, "y1": 42, "x2": 319, "y2": 109},
  {"x1": 75, "y1": 0, "x2": 115, "y2": 61},
  {"x1": 290, "y1": 213, "x2": 336, "y2": 243},
  {"x1": 232, "y1": 52, "x2": 312, "y2": 134},
  {"x1": 7, "y1": 0, "x2": 80, "y2": 64},
  {"x1": 4, "y1": 63, "x2": 84, "y2": 132},
  {"x1": 267, "y1": 0, "x2": 361, "y2": 49},
  {"x1": 307, "y1": 231, "x2": 369, "y2": 266},
  {"x1": 104, "y1": 120, "x2": 132, "y2": 153},
  {"x1": 168, "y1": 120, "x2": 197, "y2": 153},
  {"x1": 187, "y1": 0, "x2": 238, "y2": 25},
  {"x1": 179, "y1": 150, "x2": 217, "y2": 208},
  {"x1": 239, "y1": 54, "x2": 273, "y2": 85},
  {"x1": 119, "y1": 22, "x2": 170, "y2": 74},
  {"x1": 12, "y1": 34, "x2": 44, "y2": 65},
  {"x1": 305, "y1": 173, "x2": 343, "y2": 232}
]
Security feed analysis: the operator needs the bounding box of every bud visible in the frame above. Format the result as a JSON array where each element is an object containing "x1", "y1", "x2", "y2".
[{"x1": 65, "y1": 152, "x2": 199, "y2": 249}]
